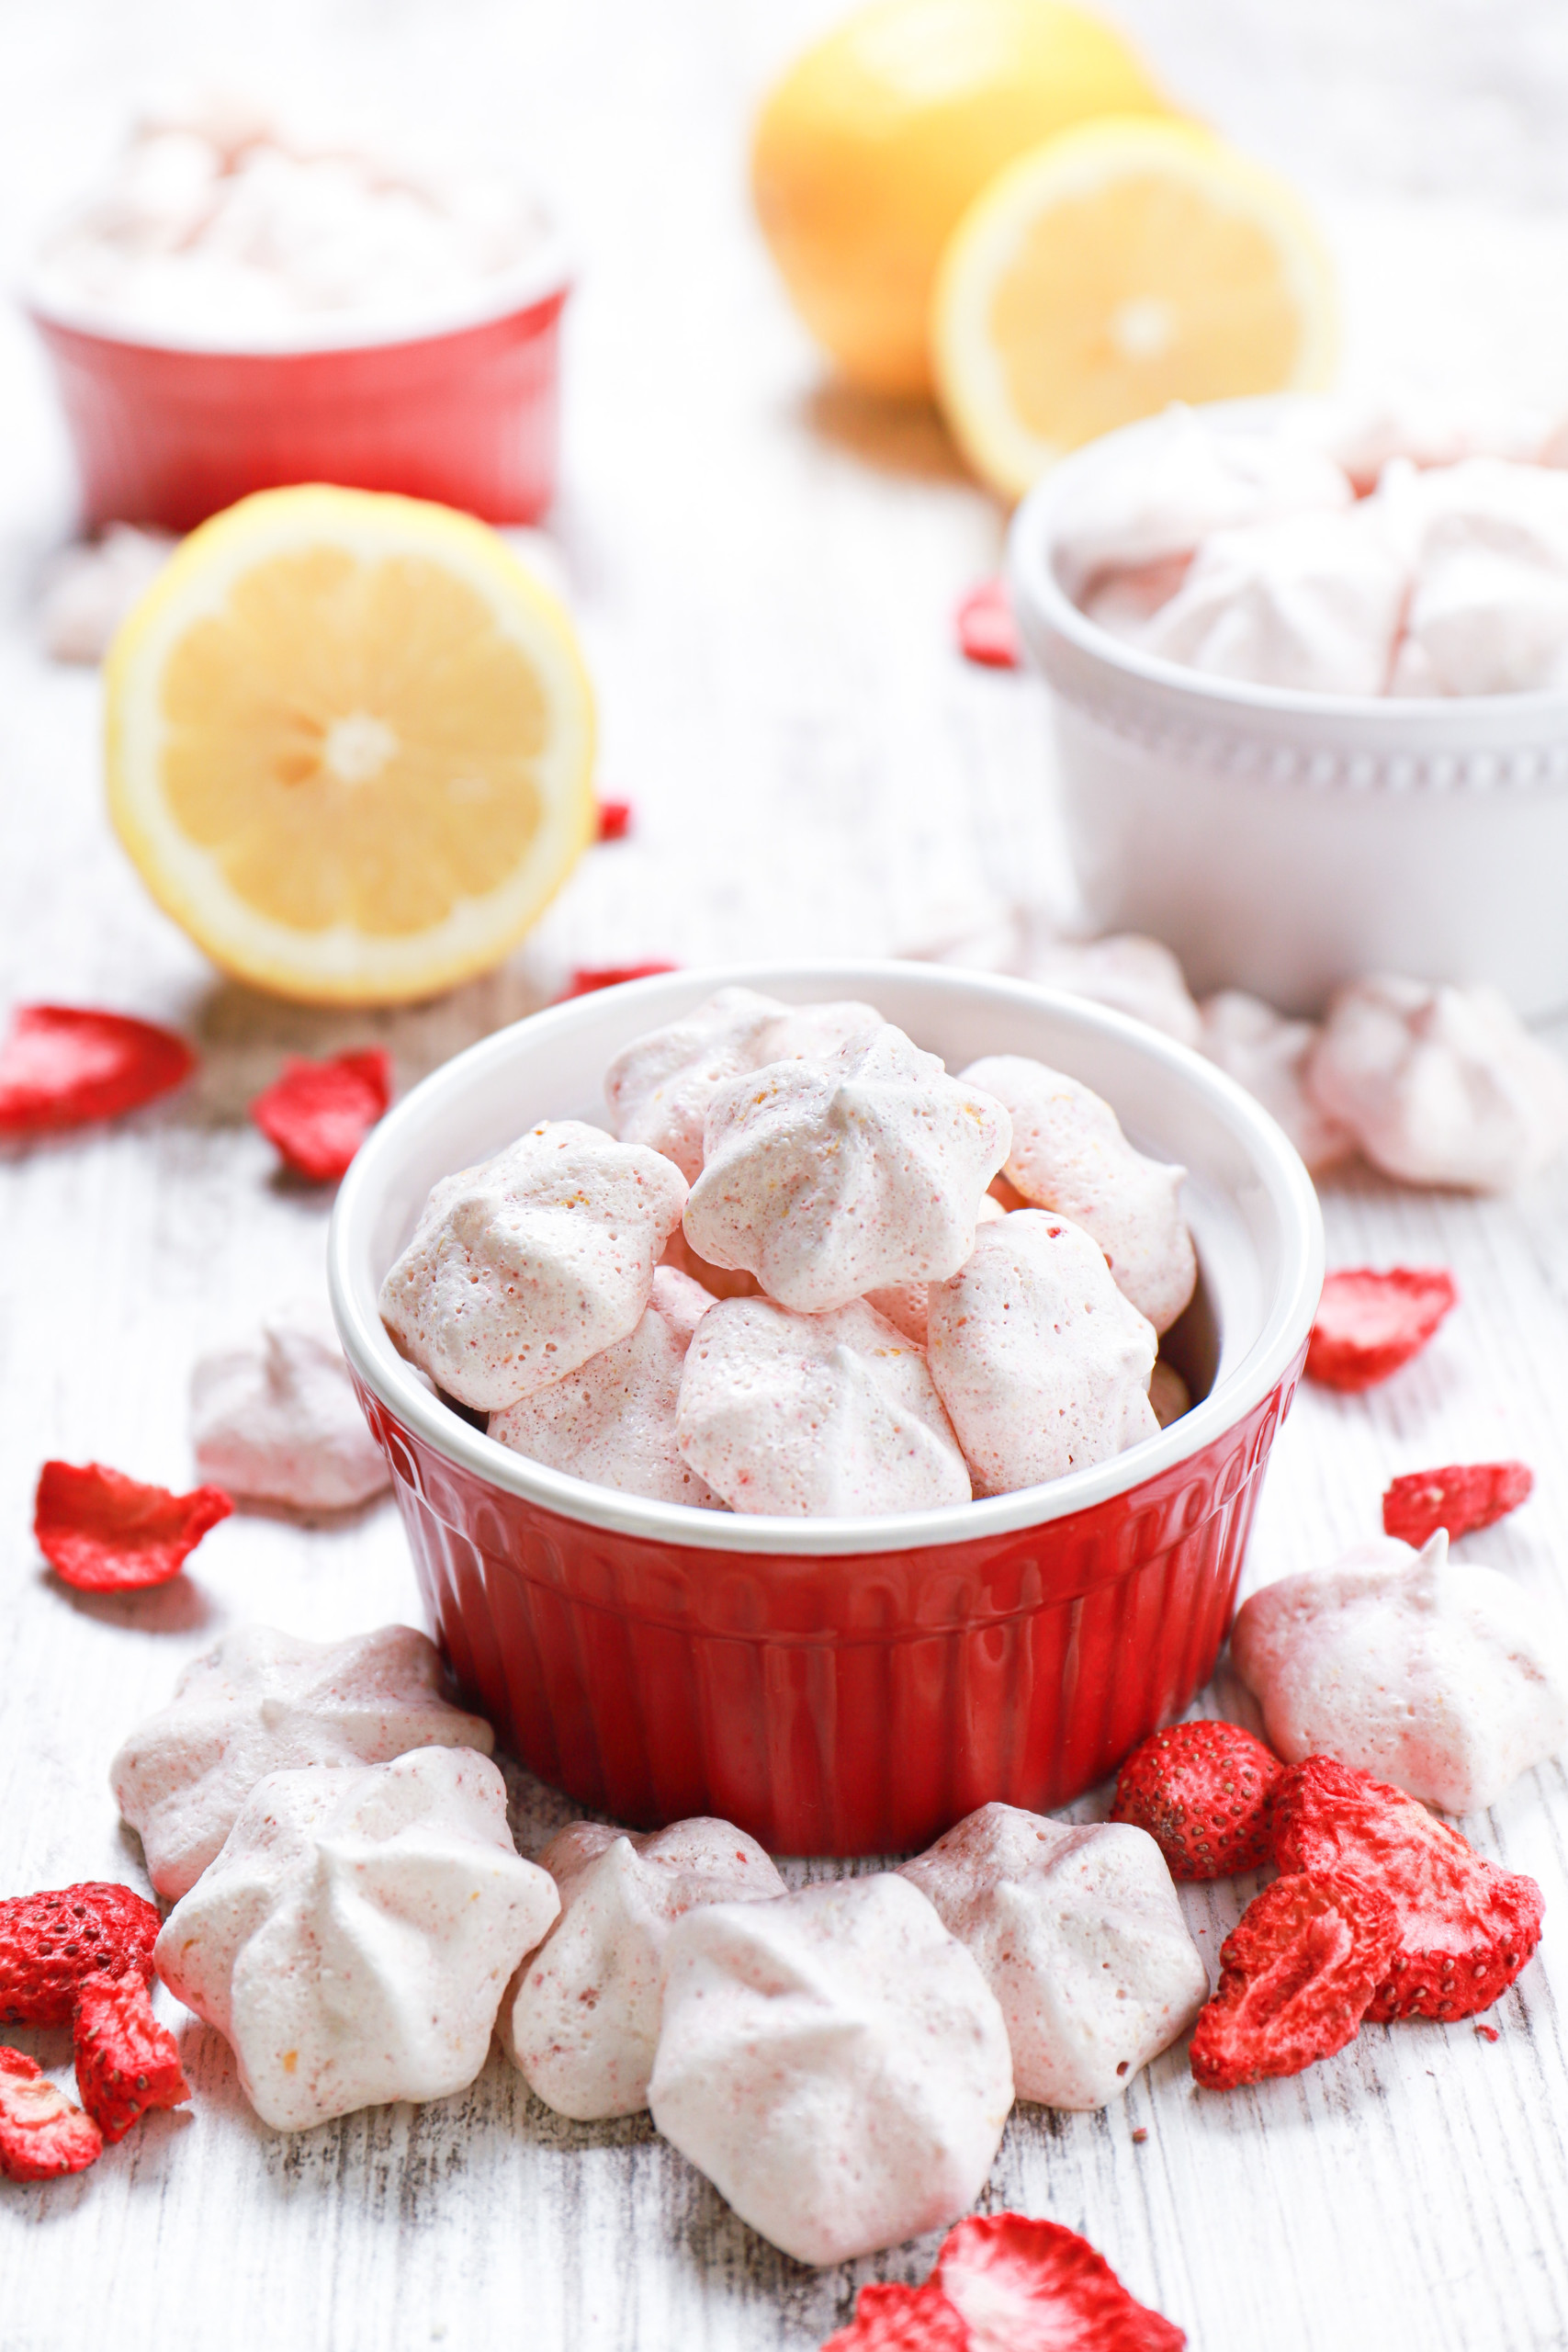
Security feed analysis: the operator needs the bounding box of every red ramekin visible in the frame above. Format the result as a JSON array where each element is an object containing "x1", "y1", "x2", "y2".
[
  {"x1": 27, "y1": 241, "x2": 570, "y2": 532},
  {"x1": 329, "y1": 964, "x2": 1324, "y2": 1856}
]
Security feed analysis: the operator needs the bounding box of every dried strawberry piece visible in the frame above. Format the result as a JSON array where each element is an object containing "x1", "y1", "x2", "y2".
[
  {"x1": 1382, "y1": 1460, "x2": 1533, "y2": 1547},
  {"x1": 1270, "y1": 1755, "x2": 1545, "y2": 2022},
  {"x1": 1305, "y1": 1267, "x2": 1458, "y2": 1392},
  {"x1": 1, "y1": 1883, "x2": 161, "y2": 2028},
  {"x1": 1189, "y1": 1871, "x2": 1397, "y2": 2090},
  {"x1": 936, "y1": 2213, "x2": 1186, "y2": 2350},
  {"x1": 821, "y1": 2283, "x2": 971, "y2": 2350},
  {"x1": 955, "y1": 578, "x2": 1021, "y2": 670},
  {"x1": 559, "y1": 962, "x2": 681, "y2": 1000},
  {"x1": 1111, "y1": 1720, "x2": 1283, "y2": 1879},
  {"x1": 0, "y1": 1004, "x2": 195, "y2": 1136},
  {"x1": 595, "y1": 798, "x2": 634, "y2": 842},
  {"x1": 250, "y1": 1048, "x2": 392, "y2": 1182},
  {"x1": 73, "y1": 1973, "x2": 189, "y2": 2144},
  {"x1": 34, "y1": 1460, "x2": 232, "y2": 1592},
  {"x1": 0, "y1": 2048, "x2": 103, "y2": 2181}
]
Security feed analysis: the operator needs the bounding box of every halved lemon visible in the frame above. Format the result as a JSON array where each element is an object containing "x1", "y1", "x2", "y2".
[
  {"x1": 932, "y1": 116, "x2": 1337, "y2": 501},
  {"x1": 105, "y1": 485, "x2": 596, "y2": 1005}
]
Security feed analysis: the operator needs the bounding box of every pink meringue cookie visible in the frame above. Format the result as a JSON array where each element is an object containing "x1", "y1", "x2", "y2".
[
  {"x1": 1023, "y1": 934, "x2": 1201, "y2": 1049},
  {"x1": 1307, "y1": 397, "x2": 1549, "y2": 496},
  {"x1": 1231, "y1": 1532, "x2": 1568, "y2": 1815},
  {"x1": 1052, "y1": 404, "x2": 1352, "y2": 598},
  {"x1": 1080, "y1": 554, "x2": 1191, "y2": 643},
  {"x1": 508, "y1": 1817, "x2": 786, "y2": 2119},
  {"x1": 110, "y1": 1623, "x2": 495, "y2": 1901},
  {"x1": 1137, "y1": 503, "x2": 1408, "y2": 695},
  {"x1": 488, "y1": 1266, "x2": 725, "y2": 1509},
  {"x1": 1148, "y1": 1360, "x2": 1190, "y2": 1428},
  {"x1": 378, "y1": 1119, "x2": 687, "y2": 1410},
  {"x1": 604, "y1": 989, "x2": 885, "y2": 1182},
  {"x1": 676, "y1": 1295, "x2": 971, "y2": 1516},
  {"x1": 899, "y1": 1804, "x2": 1208, "y2": 2109},
  {"x1": 926, "y1": 1212, "x2": 1158, "y2": 1495},
  {"x1": 647, "y1": 1872, "x2": 1013, "y2": 2266},
  {"x1": 1304, "y1": 975, "x2": 1568, "y2": 1191},
  {"x1": 685, "y1": 1025, "x2": 1011, "y2": 1312},
  {"x1": 1379, "y1": 455, "x2": 1568, "y2": 695},
  {"x1": 189, "y1": 1310, "x2": 389, "y2": 1511},
  {"x1": 961, "y1": 1054, "x2": 1195, "y2": 1333},
  {"x1": 1199, "y1": 990, "x2": 1357, "y2": 1173},
  {"x1": 604, "y1": 988, "x2": 792, "y2": 1182},
  {"x1": 155, "y1": 1748, "x2": 557, "y2": 2131},
  {"x1": 864, "y1": 1193, "x2": 1007, "y2": 1347}
]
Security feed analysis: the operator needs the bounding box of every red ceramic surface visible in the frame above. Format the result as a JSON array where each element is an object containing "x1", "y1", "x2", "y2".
[
  {"x1": 30, "y1": 286, "x2": 567, "y2": 532},
  {"x1": 355, "y1": 1357, "x2": 1303, "y2": 1856}
]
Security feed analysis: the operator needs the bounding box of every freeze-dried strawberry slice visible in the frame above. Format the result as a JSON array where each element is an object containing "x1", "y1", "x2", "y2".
[
  {"x1": 34, "y1": 1460, "x2": 232, "y2": 1592},
  {"x1": 595, "y1": 798, "x2": 635, "y2": 842},
  {"x1": 1305, "y1": 1267, "x2": 1458, "y2": 1392},
  {"x1": 821, "y1": 2282, "x2": 971, "y2": 2350},
  {"x1": 0, "y1": 1004, "x2": 195, "y2": 1136},
  {"x1": 559, "y1": 962, "x2": 681, "y2": 1000},
  {"x1": 1111, "y1": 1720, "x2": 1283, "y2": 1879},
  {"x1": 955, "y1": 579, "x2": 1021, "y2": 670},
  {"x1": 936, "y1": 2213, "x2": 1186, "y2": 2350},
  {"x1": 1270, "y1": 1756, "x2": 1544, "y2": 2022},
  {"x1": 1189, "y1": 1871, "x2": 1397, "y2": 2090},
  {"x1": 0, "y1": 2049, "x2": 103, "y2": 2181},
  {"x1": 1382, "y1": 1461, "x2": 1533, "y2": 1547},
  {"x1": 73, "y1": 1973, "x2": 190, "y2": 2144},
  {"x1": 250, "y1": 1048, "x2": 392, "y2": 1182},
  {"x1": 0, "y1": 1882, "x2": 161, "y2": 2027}
]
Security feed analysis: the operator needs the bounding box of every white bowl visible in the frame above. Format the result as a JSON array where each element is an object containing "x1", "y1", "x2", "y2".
[{"x1": 1009, "y1": 396, "x2": 1568, "y2": 1018}]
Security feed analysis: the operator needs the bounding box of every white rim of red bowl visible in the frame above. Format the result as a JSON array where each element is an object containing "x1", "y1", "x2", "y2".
[
  {"x1": 329, "y1": 962, "x2": 1325, "y2": 1560},
  {"x1": 1008, "y1": 394, "x2": 1568, "y2": 725},
  {"x1": 20, "y1": 227, "x2": 573, "y2": 357}
]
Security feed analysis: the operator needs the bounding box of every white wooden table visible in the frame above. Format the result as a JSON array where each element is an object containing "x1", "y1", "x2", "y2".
[{"x1": 4, "y1": 5, "x2": 1568, "y2": 2346}]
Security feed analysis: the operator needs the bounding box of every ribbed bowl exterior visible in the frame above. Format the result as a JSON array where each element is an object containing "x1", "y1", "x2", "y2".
[
  {"x1": 31, "y1": 288, "x2": 566, "y2": 531},
  {"x1": 355, "y1": 1358, "x2": 1303, "y2": 1856}
]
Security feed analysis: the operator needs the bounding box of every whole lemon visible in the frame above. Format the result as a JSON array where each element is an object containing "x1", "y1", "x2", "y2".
[{"x1": 751, "y1": 0, "x2": 1168, "y2": 397}]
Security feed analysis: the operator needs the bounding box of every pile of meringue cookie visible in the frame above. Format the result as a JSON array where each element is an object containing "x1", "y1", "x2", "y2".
[
  {"x1": 114, "y1": 1622, "x2": 1210, "y2": 2265},
  {"x1": 1058, "y1": 397, "x2": 1568, "y2": 697},
  {"x1": 376, "y1": 989, "x2": 1200, "y2": 1516}
]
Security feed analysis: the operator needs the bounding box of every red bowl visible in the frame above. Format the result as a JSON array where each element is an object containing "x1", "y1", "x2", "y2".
[
  {"x1": 28, "y1": 246, "x2": 570, "y2": 532},
  {"x1": 330, "y1": 964, "x2": 1324, "y2": 1855}
]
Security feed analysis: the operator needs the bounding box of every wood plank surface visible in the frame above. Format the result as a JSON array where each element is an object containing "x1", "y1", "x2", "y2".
[{"x1": 3, "y1": 5, "x2": 1568, "y2": 2346}]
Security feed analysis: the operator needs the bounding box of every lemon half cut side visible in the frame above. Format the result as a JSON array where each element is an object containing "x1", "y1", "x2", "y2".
[
  {"x1": 932, "y1": 116, "x2": 1338, "y2": 502},
  {"x1": 106, "y1": 485, "x2": 597, "y2": 1005}
]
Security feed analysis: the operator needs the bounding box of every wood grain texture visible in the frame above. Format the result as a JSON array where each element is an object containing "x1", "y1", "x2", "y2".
[{"x1": 3, "y1": 4, "x2": 1568, "y2": 2347}]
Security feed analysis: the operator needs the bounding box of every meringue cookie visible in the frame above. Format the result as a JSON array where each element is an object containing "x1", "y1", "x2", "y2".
[
  {"x1": 1199, "y1": 990, "x2": 1357, "y2": 1173},
  {"x1": 190, "y1": 1310, "x2": 389, "y2": 1511},
  {"x1": 488, "y1": 1267, "x2": 725, "y2": 1509},
  {"x1": 508, "y1": 1817, "x2": 785, "y2": 2119},
  {"x1": 378, "y1": 1119, "x2": 687, "y2": 1410},
  {"x1": 1051, "y1": 405, "x2": 1352, "y2": 598},
  {"x1": 156, "y1": 1748, "x2": 556, "y2": 2131},
  {"x1": 1308, "y1": 397, "x2": 1548, "y2": 496},
  {"x1": 1148, "y1": 1360, "x2": 1190, "y2": 1428},
  {"x1": 648, "y1": 1873, "x2": 1013, "y2": 2266},
  {"x1": 685, "y1": 1026, "x2": 1011, "y2": 1313},
  {"x1": 111, "y1": 1623, "x2": 494, "y2": 1901},
  {"x1": 926, "y1": 1213, "x2": 1158, "y2": 1495},
  {"x1": 39, "y1": 525, "x2": 176, "y2": 664},
  {"x1": 899, "y1": 1804, "x2": 1208, "y2": 2109},
  {"x1": 676, "y1": 1295, "x2": 971, "y2": 1516},
  {"x1": 961, "y1": 1055, "x2": 1196, "y2": 1332},
  {"x1": 604, "y1": 988, "x2": 791, "y2": 1182},
  {"x1": 1138, "y1": 504, "x2": 1408, "y2": 696},
  {"x1": 864, "y1": 1194, "x2": 1008, "y2": 1346},
  {"x1": 1022, "y1": 934, "x2": 1201, "y2": 1049},
  {"x1": 1080, "y1": 554, "x2": 1191, "y2": 643},
  {"x1": 1231, "y1": 1532, "x2": 1568, "y2": 1815},
  {"x1": 1304, "y1": 975, "x2": 1568, "y2": 1191}
]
